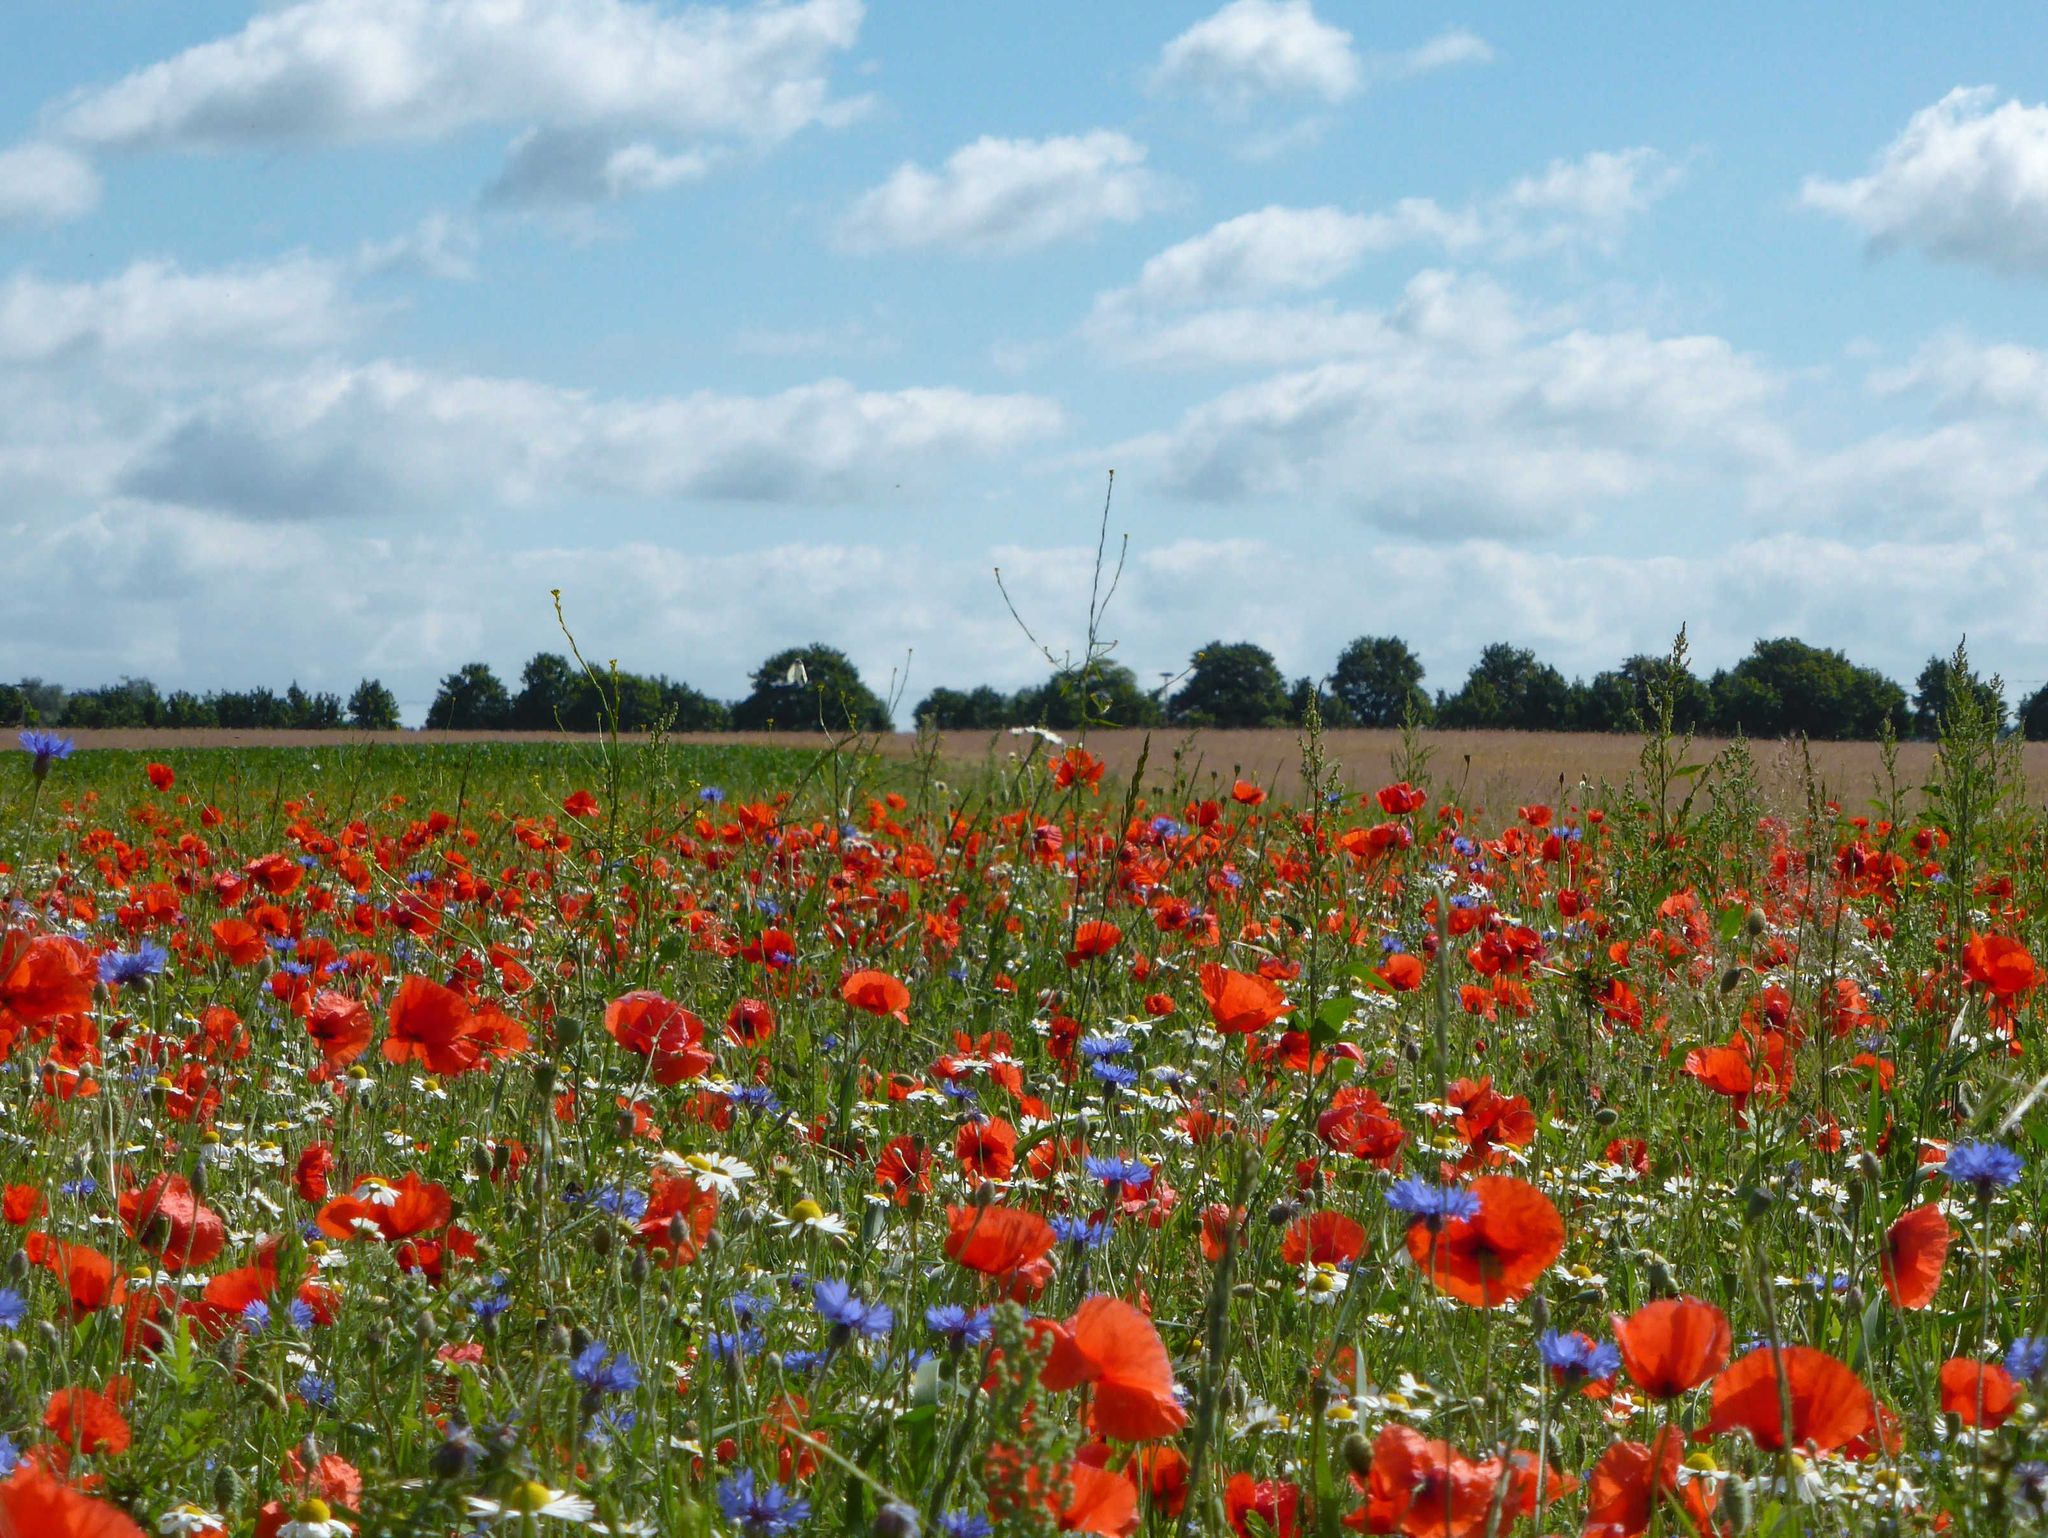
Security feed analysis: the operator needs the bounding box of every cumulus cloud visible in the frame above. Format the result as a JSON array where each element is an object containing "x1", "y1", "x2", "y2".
[
  {"x1": 354, "y1": 213, "x2": 480, "y2": 281},
  {"x1": 1094, "y1": 151, "x2": 1679, "y2": 322},
  {"x1": 45, "y1": 0, "x2": 865, "y2": 208},
  {"x1": 1112, "y1": 270, "x2": 1786, "y2": 532},
  {"x1": 0, "y1": 256, "x2": 354, "y2": 364},
  {"x1": 1386, "y1": 29, "x2": 1494, "y2": 78},
  {"x1": 1150, "y1": 0, "x2": 1360, "y2": 107},
  {"x1": 0, "y1": 142, "x2": 101, "y2": 225},
  {"x1": 1803, "y1": 87, "x2": 2048, "y2": 276},
  {"x1": 117, "y1": 363, "x2": 1063, "y2": 518},
  {"x1": 837, "y1": 132, "x2": 1165, "y2": 254}
]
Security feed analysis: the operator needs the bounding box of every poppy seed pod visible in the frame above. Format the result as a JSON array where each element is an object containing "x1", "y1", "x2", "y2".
[
  {"x1": 1745, "y1": 907, "x2": 1767, "y2": 937},
  {"x1": 1341, "y1": 1430, "x2": 1373, "y2": 1479},
  {"x1": 1721, "y1": 1473, "x2": 1754, "y2": 1530},
  {"x1": 589, "y1": 1225, "x2": 614, "y2": 1257},
  {"x1": 534, "y1": 1063, "x2": 557, "y2": 1095},
  {"x1": 555, "y1": 1017, "x2": 585, "y2": 1048},
  {"x1": 1593, "y1": 1106, "x2": 1620, "y2": 1126}
]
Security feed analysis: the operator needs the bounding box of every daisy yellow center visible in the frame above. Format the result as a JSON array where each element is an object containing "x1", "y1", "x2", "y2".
[
  {"x1": 293, "y1": 1498, "x2": 333, "y2": 1523},
  {"x1": 508, "y1": 1482, "x2": 555, "y2": 1515},
  {"x1": 1684, "y1": 1451, "x2": 1718, "y2": 1473},
  {"x1": 790, "y1": 1199, "x2": 825, "y2": 1222}
]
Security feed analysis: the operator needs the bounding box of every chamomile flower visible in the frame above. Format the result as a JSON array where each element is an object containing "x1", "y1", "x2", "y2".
[
  {"x1": 770, "y1": 1199, "x2": 850, "y2": 1240},
  {"x1": 468, "y1": 1483, "x2": 597, "y2": 1525},
  {"x1": 158, "y1": 1506, "x2": 227, "y2": 1536},
  {"x1": 275, "y1": 1499, "x2": 354, "y2": 1538},
  {"x1": 663, "y1": 1151, "x2": 754, "y2": 1197}
]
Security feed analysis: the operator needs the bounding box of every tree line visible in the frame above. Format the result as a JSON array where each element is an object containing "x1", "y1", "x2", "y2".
[{"x1": 5, "y1": 636, "x2": 2040, "y2": 741}]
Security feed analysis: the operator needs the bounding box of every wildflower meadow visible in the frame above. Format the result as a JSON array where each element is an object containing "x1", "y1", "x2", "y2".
[{"x1": 2, "y1": 652, "x2": 2047, "y2": 1538}]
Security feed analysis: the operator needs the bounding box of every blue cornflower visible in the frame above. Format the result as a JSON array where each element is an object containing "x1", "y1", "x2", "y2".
[
  {"x1": 18, "y1": 730, "x2": 72, "y2": 779},
  {"x1": 814, "y1": 1279, "x2": 893, "y2": 1343},
  {"x1": 1380, "y1": 935, "x2": 1407, "y2": 954},
  {"x1": 2009, "y1": 1337, "x2": 2048, "y2": 1382},
  {"x1": 717, "y1": 1470, "x2": 811, "y2": 1534},
  {"x1": 570, "y1": 1342, "x2": 640, "y2": 1397},
  {"x1": 925, "y1": 1304, "x2": 994, "y2": 1349},
  {"x1": 0, "y1": 1290, "x2": 27, "y2": 1329},
  {"x1": 1537, "y1": 1329, "x2": 1620, "y2": 1384},
  {"x1": 59, "y1": 1176, "x2": 97, "y2": 1199},
  {"x1": 940, "y1": 1513, "x2": 992, "y2": 1538},
  {"x1": 590, "y1": 1185, "x2": 649, "y2": 1223},
  {"x1": 1149, "y1": 817, "x2": 1184, "y2": 840},
  {"x1": 1083, "y1": 1155, "x2": 1152, "y2": 1189},
  {"x1": 296, "y1": 1373, "x2": 338, "y2": 1409},
  {"x1": 729, "y1": 1292, "x2": 776, "y2": 1326},
  {"x1": 729, "y1": 1084, "x2": 783, "y2": 1115},
  {"x1": 708, "y1": 1328, "x2": 764, "y2": 1364},
  {"x1": 1051, "y1": 1214, "x2": 1110, "y2": 1250},
  {"x1": 939, "y1": 1080, "x2": 979, "y2": 1106},
  {"x1": 699, "y1": 786, "x2": 725, "y2": 804},
  {"x1": 1091, "y1": 1061, "x2": 1140, "y2": 1090},
  {"x1": 1385, "y1": 1178, "x2": 1481, "y2": 1228},
  {"x1": 470, "y1": 1291, "x2": 513, "y2": 1323},
  {"x1": 241, "y1": 1299, "x2": 272, "y2": 1335},
  {"x1": 98, "y1": 941, "x2": 168, "y2": 987},
  {"x1": 286, "y1": 1298, "x2": 317, "y2": 1332},
  {"x1": 1079, "y1": 1033, "x2": 1132, "y2": 1060},
  {"x1": 1945, "y1": 1141, "x2": 2025, "y2": 1194},
  {"x1": 781, "y1": 1348, "x2": 832, "y2": 1374},
  {"x1": 588, "y1": 1407, "x2": 637, "y2": 1444},
  {"x1": 0, "y1": 1434, "x2": 17, "y2": 1478}
]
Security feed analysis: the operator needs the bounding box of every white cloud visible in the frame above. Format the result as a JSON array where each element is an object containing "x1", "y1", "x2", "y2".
[
  {"x1": 117, "y1": 363, "x2": 1063, "y2": 518},
  {"x1": 46, "y1": 0, "x2": 864, "y2": 208},
  {"x1": 1803, "y1": 87, "x2": 2048, "y2": 276},
  {"x1": 1868, "y1": 333, "x2": 2048, "y2": 419},
  {"x1": 1114, "y1": 270, "x2": 1787, "y2": 532},
  {"x1": 1113, "y1": 205, "x2": 1383, "y2": 309},
  {"x1": 0, "y1": 142, "x2": 100, "y2": 225},
  {"x1": 837, "y1": 132, "x2": 1165, "y2": 254},
  {"x1": 0, "y1": 256, "x2": 354, "y2": 364},
  {"x1": 1388, "y1": 29, "x2": 1494, "y2": 78},
  {"x1": 355, "y1": 213, "x2": 480, "y2": 281},
  {"x1": 1151, "y1": 0, "x2": 1359, "y2": 107}
]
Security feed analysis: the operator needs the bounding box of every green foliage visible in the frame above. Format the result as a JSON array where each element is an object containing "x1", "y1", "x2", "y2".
[
  {"x1": 426, "y1": 662, "x2": 514, "y2": 730},
  {"x1": 730, "y1": 643, "x2": 891, "y2": 733},
  {"x1": 1706, "y1": 636, "x2": 1905, "y2": 740},
  {"x1": 1573, "y1": 653, "x2": 1712, "y2": 733},
  {"x1": 1436, "y1": 643, "x2": 1571, "y2": 729},
  {"x1": 1170, "y1": 640, "x2": 1292, "y2": 727},
  {"x1": 348, "y1": 678, "x2": 403, "y2": 730},
  {"x1": 1329, "y1": 635, "x2": 1429, "y2": 726},
  {"x1": 1913, "y1": 650, "x2": 2007, "y2": 737}
]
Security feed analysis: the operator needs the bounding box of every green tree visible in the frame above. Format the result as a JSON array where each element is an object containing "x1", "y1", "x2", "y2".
[
  {"x1": 1912, "y1": 651, "x2": 2006, "y2": 737},
  {"x1": 915, "y1": 685, "x2": 1014, "y2": 731},
  {"x1": 61, "y1": 677, "x2": 164, "y2": 728},
  {"x1": 348, "y1": 679, "x2": 402, "y2": 730},
  {"x1": 1707, "y1": 638, "x2": 1905, "y2": 740},
  {"x1": 1288, "y1": 676, "x2": 1357, "y2": 727},
  {"x1": 1169, "y1": 642, "x2": 1292, "y2": 728},
  {"x1": 427, "y1": 663, "x2": 514, "y2": 730},
  {"x1": 731, "y1": 645, "x2": 891, "y2": 732},
  {"x1": 2019, "y1": 684, "x2": 2048, "y2": 741},
  {"x1": 0, "y1": 684, "x2": 33, "y2": 726},
  {"x1": 512, "y1": 653, "x2": 583, "y2": 730},
  {"x1": 1436, "y1": 644, "x2": 1572, "y2": 730},
  {"x1": 1329, "y1": 636, "x2": 1429, "y2": 726},
  {"x1": 655, "y1": 678, "x2": 731, "y2": 732},
  {"x1": 1015, "y1": 661, "x2": 1164, "y2": 731},
  {"x1": 13, "y1": 680, "x2": 65, "y2": 725},
  {"x1": 1573, "y1": 654, "x2": 1711, "y2": 733}
]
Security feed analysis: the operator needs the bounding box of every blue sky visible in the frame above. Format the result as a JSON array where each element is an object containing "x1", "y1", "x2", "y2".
[{"x1": 6, "y1": 0, "x2": 2048, "y2": 720}]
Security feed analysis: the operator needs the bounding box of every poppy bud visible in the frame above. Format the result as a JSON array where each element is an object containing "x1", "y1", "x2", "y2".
[
  {"x1": 874, "y1": 1502, "x2": 920, "y2": 1538},
  {"x1": 1745, "y1": 907, "x2": 1767, "y2": 937},
  {"x1": 214, "y1": 1466, "x2": 239, "y2": 1512},
  {"x1": 1857, "y1": 1151, "x2": 1882, "y2": 1186},
  {"x1": 971, "y1": 1182, "x2": 998, "y2": 1209},
  {"x1": 4, "y1": 1339, "x2": 23, "y2": 1366},
  {"x1": 2, "y1": 1249, "x2": 21, "y2": 1281},
  {"x1": 629, "y1": 1248, "x2": 650, "y2": 1285},
  {"x1": 534, "y1": 1063, "x2": 557, "y2": 1096},
  {"x1": 413, "y1": 1310, "x2": 435, "y2": 1347},
  {"x1": 1721, "y1": 1473, "x2": 1754, "y2": 1530},
  {"x1": 1593, "y1": 1106, "x2": 1620, "y2": 1126},
  {"x1": 469, "y1": 1146, "x2": 495, "y2": 1179},
  {"x1": 1570, "y1": 1286, "x2": 1604, "y2": 1306},
  {"x1": 612, "y1": 1108, "x2": 638, "y2": 1140},
  {"x1": 493, "y1": 1143, "x2": 512, "y2": 1175},
  {"x1": 1741, "y1": 1185, "x2": 1774, "y2": 1224},
  {"x1": 190, "y1": 1161, "x2": 209, "y2": 1199},
  {"x1": 1646, "y1": 1258, "x2": 1678, "y2": 1297},
  {"x1": 1341, "y1": 1431, "x2": 1373, "y2": 1479},
  {"x1": 35, "y1": 1321, "x2": 59, "y2": 1352},
  {"x1": 364, "y1": 1327, "x2": 387, "y2": 1356},
  {"x1": 1528, "y1": 1294, "x2": 1549, "y2": 1332},
  {"x1": 1265, "y1": 1201, "x2": 1300, "y2": 1227},
  {"x1": 556, "y1": 1017, "x2": 585, "y2": 1049},
  {"x1": 1844, "y1": 1283, "x2": 1865, "y2": 1310},
  {"x1": 431, "y1": 1423, "x2": 480, "y2": 1480},
  {"x1": 256, "y1": 1381, "x2": 287, "y2": 1412},
  {"x1": 1719, "y1": 966, "x2": 1744, "y2": 994},
  {"x1": 589, "y1": 1225, "x2": 614, "y2": 1257},
  {"x1": 569, "y1": 1324, "x2": 593, "y2": 1357}
]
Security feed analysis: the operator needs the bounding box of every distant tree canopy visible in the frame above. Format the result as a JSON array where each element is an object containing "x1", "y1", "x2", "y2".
[
  {"x1": 1330, "y1": 636, "x2": 1429, "y2": 726},
  {"x1": 1704, "y1": 638, "x2": 1907, "y2": 741},
  {"x1": 731, "y1": 645, "x2": 891, "y2": 733},
  {"x1": 13, "y1": 633, "x2": 2018, "y2": 741},
  {"x1": 1170, "y1": 641, "x2": 1293, "y2": 728},
  {"x1": 1437, "y1": 644, "x2": 1572, "y2": 730}
]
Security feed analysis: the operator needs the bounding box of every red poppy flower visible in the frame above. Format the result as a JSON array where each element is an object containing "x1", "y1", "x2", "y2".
[
  {"x1": 0, "y1": 1463, "x2": 146, "y2": 1538},
  {"x1": 1360, "y1": 1424, "x2": 1496, "y2": 1538},
  {"x1": 841, "y1": 970, "x2": 911, "y2": 1021},
  {"x1": 1058, "y1": 1459, "x2": 1139, "y2": 1536},
  {"x1": 1224, "y1": 1473, "x2": 1299, "y2": 1538},
  {"x1": 1879, "y1": 1203, "x2": 1950, "y2": 1310},
  {"x1": 3, "y1": 1185, "x2": 42, "y2": 1226},
  {"x1": 1706, "y1": 1345, "x2": 1874, "y2": 1452},
  {"x1": 603, "y1": 991, "x2": 714, "y2": 1085},
  {"x1": 1405, "y1": 1176, "x2": 1564, "y2": 1307},
  {"x1": 945, "y1": 1204, "x2": 1056, "y2": 1280},
  {"x1": 562, "y1": 789, "x2": 600, "y2": 819},
  {"x1": 1940, "y1": 1358, "x2": 2021, "y2": 1428},
  {"x1": 1039, "y1": 1295, "x2": 1185, "y2": 1442},
  {"x1": 1376, "y1": 953, "x2": 1425, "y2": 991},
  {"x1": 1376, "y1": 782, "x2": 1427, "y2": 814},
  {"x1": 0, "y1": 932, "x2": 93, "y2": 1023},
  {"x1": 44, "y1": 1382, "x2": 131, "y2": 1454},
  {"x1": 144, "y1": 762, "x2": 174, "y2": 791},
  {"x1": 635, "y1": 1173, "x2": 719, "y2": 1267},
  {"x1": 1611, "y1": 1297, "x2": 1731, "y2": 1398},
  {"x1": 304, "y1": 990, "x2": 374, "y2": 1071},
  {"x1": 25, "y1": 1234, "x2": 116, "y2": 1314},
  {"x1": 117, "y1": 1174, "x2": 226, "y2": 1271},
  {"x1": 1317, "y1": 1088, "x2": 1406, "y2": 1165},
  {"x1": 209, "y1": 918, "x2": 267, "y2": 967},
  {"x1": 724, "y1": 997, "x2": 776, "y2": 1046},
  {"x1": 1280, "y1": 1211, "x2": 1366, "y2": 1267},
  {"x1": 382, "y1": 974, "x2": 482, "y2": 1076},
  {"x1": 316, "y1": 1172, "x2": 452, "y2": 1243},
  {"x1": 1065, "y1": 921, "x2": 1123, "y2": 967},
  {"x1": 955, "y1": 1118, "x2": 1018, "y2": 1180},
  {"x1": 1964, "y1": 932, "x2": 2037, "y2": 997},
  {"x1": 1198, "y1": 964, "x2": 1291, "y2": 1034},
  {"x1": 1583, "y1": 1428, "x2": 1715, "y2": 1538}
]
